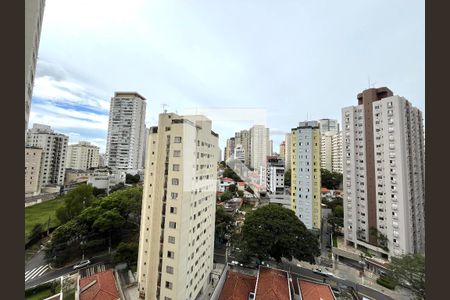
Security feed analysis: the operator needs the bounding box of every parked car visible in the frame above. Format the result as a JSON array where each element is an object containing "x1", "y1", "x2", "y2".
[
  {"x1": 313, "y1": 268, "x2": 334, "y2": 277},
  {"x1": 73, "y1": 259, "x2": 91, "y2": 270}
]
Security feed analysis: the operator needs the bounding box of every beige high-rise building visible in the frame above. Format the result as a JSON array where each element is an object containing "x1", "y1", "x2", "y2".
[
  {"x1": 279, "y1": 141, "x2": 286, "y2": 161},
  {"x1": 291, "y1": 121, "x2": 321, "y2": 230},
  {"x1": 250, "y1": 125, "x2": 270, "y2": 170},
  {"x1": 26, "y1": 124, "x2": 68, "y2": 187},
  {"x1": 137, "y1": 113, "x2": 218, "y2": 300},
  {"x1": 331, "y1": 132, "x2": 343, "y2": 173},
  {"x1": 234, "y1": 130, "x2": 251, "y2": 167},
  {"x1": 25, "y1": 0, "x2": 46, "y2": 134},
  {"x1": 343, "y1": 87, "x2": 425, "y2": 257},
  {"x1": 25, "y1": 147, "x2": 44, "y2": 195},
  {"x1": 66, "y1": 141, "x2": 100, "y2": 170},
  {"x1": 320, "y1": 132, "x2": 334, "y2": 171},
  {"x1": 224, "y1": 137, "x2": 235, "y2": 162},
  {"x1": 285, "y1": 133, "x2": 292, "y2": 170},
  {"x1": 106, "y1": 92, "x2": 147, "y2": 172}
]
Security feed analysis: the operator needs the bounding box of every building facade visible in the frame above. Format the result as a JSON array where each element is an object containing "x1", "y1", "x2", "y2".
[
  {"x1": 137, "y1": 113, "x2": 218, "y2": 300},
  {"x1": 331, "y1": 132, "x2": 343, "y2": 173},
  {"x1": 320, "y1": 132, "x2": 334, "y2": 171},
  {"x1": 343, "y1": 87, "x2": 425, "y2": 257},
  {"x1": 26, "y1": 124, "x2": 68, "y2": 187},
  {"x1": 66, "y1": 141, "x2": 100, "y2": 170},
  {"x1": 279, "y1": 141, "x2": 286, "y2": 161},
  {"x1": 25, "y1": 147, "x2": 44, "y2": 195},
  {"x1": 249, "y1": 125, "x2": 270, "y2": 171},
  {"x1": 318, "y1": 118, "x2": 339, "y2": 135},
  {"x1": 291, "y1": 121, "x2": 321, "y2": 230},
  {"x1": 234, "y1": 130, "x2": 251, "y2": 167},
  {"x1": 285, "y1": 133, "x2": 292, "y2": 170},
  {"x1": 106, "y1": 92, "x2": 147, "y2": 172},
  {"x1": 266, "y1": 156, "x2": 285, "y2": 195},
  {"x1": 25, "y1": 0, "x2": 45, "y2": 133},
  {"x1": 224, "y1": 137, "x2": 235, "y2": 162}
]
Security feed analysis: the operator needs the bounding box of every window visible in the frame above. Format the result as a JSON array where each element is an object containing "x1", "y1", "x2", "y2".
[
  {"x1": 173, "y1": 150, "x2": 181, "y2": 157},
  {"x1": 174, "y1": 136, "x2": 182, "y2": 143},
  {"x1": 170, "y1": 207, "x2": 177, "y2": 214},
  {"x1": 169, "y1": 221, "x2": 177, "y2": 229},
  {"x1": 167, "y1": 251, "x2": 175, "y2": 258},
  {"x1": 165, "y1": 281, "x2": 173, "y2": 290},
  {"x1": 173, "y1": 164, "x2": 180, "y2": 171},
  {"x1": 166, "y1": 266, "x2": 174, "y2": 274},
  {"x1": 168, "y1": 236, "x2": 176, "y2": 244},
  {"x1": 172, "y1": 178, "x2": 179, "y2": 185},
  {"x1": 171, "y1": 192, "x2": 178, "y2": 199}
]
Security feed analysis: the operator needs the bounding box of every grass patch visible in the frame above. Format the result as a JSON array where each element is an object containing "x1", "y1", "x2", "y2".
[
  {"x1": 25, "y1": 282, "x2": 60, "y2": 300},
  {"x1": 25, "y1": 197, "x2": 65, "y2": 242},
  {"x1": 240, "y1": 203, "x2": 254, "y2": 213},
  {"x1": 377, "y1": 277, "x2": 397, "y2": 290}
]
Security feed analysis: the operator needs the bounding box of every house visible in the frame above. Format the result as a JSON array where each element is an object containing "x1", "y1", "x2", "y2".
[
  {"x1": 218, "y1": 271, "x2": 256, "y2": 300},
  {"x1": 298, "y1": 279, "x2": 336, "y2": 300},
  {"x1": 237, "y1": 182, "x2": 246, "y2": 191},
  {"x1": 321, "y1": 187, "x2": 332, "y2": 201},
  {"x1": 78, "y1": 269, "x2": 120, "y2": 300},
  {"x1": 254, "y1": 266, "x2": 292, "y2": 300}
]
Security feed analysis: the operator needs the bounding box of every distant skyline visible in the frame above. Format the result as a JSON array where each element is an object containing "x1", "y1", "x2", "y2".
[{"x1": 29, "y1": 0, "x2": 424, "y2": 153}]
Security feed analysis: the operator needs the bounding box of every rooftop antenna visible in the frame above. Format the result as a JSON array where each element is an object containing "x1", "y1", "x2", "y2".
[{"x1": 162, "y1": 103, "x2": 168, "y2": 113}]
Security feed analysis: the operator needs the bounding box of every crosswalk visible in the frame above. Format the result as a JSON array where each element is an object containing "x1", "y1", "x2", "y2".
[{"x1": 25, "y1": 264, "x2": 49, "y2": 282}]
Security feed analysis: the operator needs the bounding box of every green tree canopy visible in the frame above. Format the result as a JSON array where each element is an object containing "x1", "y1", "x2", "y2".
[
  {"x1": 228, "y1": 184, "x2": 237, "y2": 193},
  {"x1": 284, "y1": 169, "x2": 291, "y2": 187},
  {"x1": 223, "y1": 168, "x2": 243, "y2": 182},
  {"x1": 220, "y1": 191, "x2": 234, "y2": 202},
  {"x1": 93, "y1": 209, "x2": 126, "y2": 233},
  {"x1": 215, "y1": 206, "x2": 235, "y2": 244},
  {"x1": 56, "y1": 184, "x2": 96, "y2": 224},
  {"x1": 114, "y1": 242, "x2": 139, "y2": 266},
  {"x1": 240, "y1": 204, "x2": 320, "y2": 263},
  {"x1": 321, "y1": 169, "x2": 343, "y2": 190},
  {"x1": 388, "y1": 254, "x2": 425, "y2": 299},
  {"x1": 126, "y1": 173, "x2": 141, "y2": 184}
]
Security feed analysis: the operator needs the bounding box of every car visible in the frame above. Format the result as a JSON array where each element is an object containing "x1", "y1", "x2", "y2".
[
  {"x1": 73, "y1": 259, "x2": 91, "y2": 270},
  {"x1": 313, "y1": 268, "x2": 333, "y2": 277}
]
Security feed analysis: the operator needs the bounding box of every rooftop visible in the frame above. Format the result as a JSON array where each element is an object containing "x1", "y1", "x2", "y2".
[
  {"x1": 114, "y1": 91, "x2": 146, "y2": 100},
  {"x1": 79, "y1": 269, "x2": 120, "y2": 300},
  {"x1": 298, "y1": 279, "x2": 336, "y2": 300},
  {"x1": 218, "y1": 271, "x2": 256, "y2": 300},
  {"x1": 255, "y1": 266, "x2": 291, "y2": 300}
]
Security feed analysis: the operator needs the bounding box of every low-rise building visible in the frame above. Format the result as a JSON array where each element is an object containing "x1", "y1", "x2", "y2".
[
  {"x1": 64, "y1": 169, "x2": 91, "y2": 186},
  {"x1": 78, "y1": 269, "x2": 120, "y2": 300},
  {"x1": 297, "y1": 279, "x2": 336, "y2": 300},
  {"x1": 87, "y1": 168, "x2": 125, "y2": 193}
]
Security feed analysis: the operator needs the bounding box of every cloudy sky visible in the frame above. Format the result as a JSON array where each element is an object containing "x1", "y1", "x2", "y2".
[{"x1": 30, "y1": 0, "x2": 424, "y2": 154}]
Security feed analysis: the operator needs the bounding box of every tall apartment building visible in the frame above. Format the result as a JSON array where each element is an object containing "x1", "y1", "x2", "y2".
[
  {"x1": 25, "y1": 0, "x2": 46, "y2": 133},
  {"x1": 331, "y1": 133, "x2": 343, "y2": 173},
  {"x1": 106, "y1": 92, "x2": 147, "y2": 172},
  {"x1": 224, "y1": 137, "x2": 235, "y2": 162},
  {"x1": 291, "y1": 121, "x2": 321, "y2": 230},
  {"x1": 234, "y1": 144, "x2": 245, "y2": 163},
  {"x1": 250, "y1": 125, "x2": 270, "y2": 171},
  {"x1": 137, "y1": 113, "x2": 218, "y2": 300},
  {"x1": 25, "y1": 147, "x2": 44, "y2": 195},
  {"x1": 269, "y1": 139, "x2": 274, "y2": 156},
  {"x1": 320, "y1": 132, "x2": 334, "y2": 171},
  {"x1": 266, "y1": 156, "x2": 285, "y2": 195},
  {"x1": 234, "y1": 130, "x2": 251, "y2": 167},
  {"x1": 342, "y1": 87, "x2": 425, "y2": 257},
  {"x1": 285, "y1": 133, "x2": 292, "y2": 170},
  {"x1": 66, "y1": 141, "x2": 100, "y2": 170},
  {"x1": 319, "y1": 119, "x2": 339, "y2": 135},
  {"x1": 26, "y1": 124, "x2": 68, "y2": 187},
  {"x1": 279, "y1": 141, "x2": 286, "y2": 161}
]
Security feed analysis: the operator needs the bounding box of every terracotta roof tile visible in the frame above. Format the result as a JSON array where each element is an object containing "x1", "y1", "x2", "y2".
[
  {"x1": 298, "y1": 279, "x2": 335, "y2": 300},
  {"x1": 219, "y1": 271, "x2": 256, "y2": 300},
  {"x1": 255, "y1": 266, "x2": 291, "y2": 300},
  {"x1": 79, "y1": 269, "x2": 120, "y2": 300}
]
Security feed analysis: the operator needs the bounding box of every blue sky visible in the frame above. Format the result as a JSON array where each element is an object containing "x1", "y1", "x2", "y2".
[{"x1": 29, "y1": 0, "x2": 424, "y2": 154}]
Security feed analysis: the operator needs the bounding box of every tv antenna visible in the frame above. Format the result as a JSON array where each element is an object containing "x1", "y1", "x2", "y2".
[{"x1": 162, "y1": 103, "x2": 168, "y2": 113}]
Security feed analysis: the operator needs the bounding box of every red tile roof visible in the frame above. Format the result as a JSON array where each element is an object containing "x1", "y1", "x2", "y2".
[
  {"x1": 321, "y1": 187, "x2": 330, "y2": 193},
  {"x1": 238, "y1": 182, "x2": 246, "y2": 186},
  {"x1": 298, "y1": 279, "x2": 335, "y2": 300},
  {"x1": 219, "y1": 271, "x2": 256, "y2": 300},
  {"x1": 79, "y1": 270, "x2": 120, "y2": 300},
  {"x1": 255, "y1": 266, "x2": 291, "y2": 300},
  {"x1": 222, "y1": 177, "x2": 235, "y2": 182}
]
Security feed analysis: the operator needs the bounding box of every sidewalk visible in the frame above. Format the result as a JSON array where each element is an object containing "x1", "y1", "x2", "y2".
[{"x1": 291, "y1": 257, "x2": 413, "y2": 300}]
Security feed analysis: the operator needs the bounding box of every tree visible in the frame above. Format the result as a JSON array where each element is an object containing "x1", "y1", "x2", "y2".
[
  {"x1": 215, "y1": 207, "x2": 235, "y2": 244},
  {"x1": 240, "y1": 204, "x2": 320, "y2": 263},
  {"x1": 126, "y1": 173, "x2": 140, "y2": 184},
  {"x1": 228, "y1": 184, "x2": 237, "y2": 194},
  {"x1": 56, "y1": 184, "x2": 96, "y2": 224},
  {"x1": 388, "y1": 254, "x2": 425, "y2": 299},
  {"x1": 110, "y1": 182, "x2": 126, "y2": 193},
  {"x1": 321, "y1": 169, "x2": 343, "y2": 190},
  {"x1": 93, "y1": 209, "x2": 126, "y2": 253},
  {"x1": 220, "y1": 191, "x2": 234, "y2": 202},
  {"x1": 223, "y1": 168, "x2": 243, "y2": 182},
  {"x1": 369, "y1": 227, "x2": 389, "y2": 252},
  {"x1": 30, "y1": 223, "x2": 44, "y2": 241},
  {"x1": 114, "y1": 242, "x2": 139, "y2": 266},
  {"x1": 237, "y1": 190, "x2": 244, "y2": 198},
  {"x1": 284, "y1": 169, "x2": 291, "y2": 186}
]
